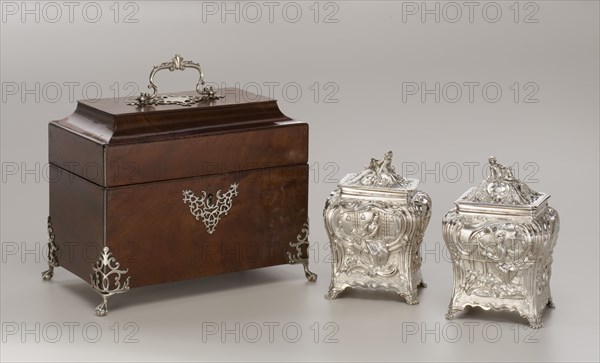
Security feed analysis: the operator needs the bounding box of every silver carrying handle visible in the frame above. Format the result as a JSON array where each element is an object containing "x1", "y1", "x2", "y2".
[{"x1": 132, "y1": 54, "x2": 221, "y2": 106}]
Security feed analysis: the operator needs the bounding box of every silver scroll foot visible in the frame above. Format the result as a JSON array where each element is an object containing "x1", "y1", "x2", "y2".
[
  {"x1": 403, "y1": 292, "x2": 420, "y2": 305},
  {"x1": 42, "y1": 217, "x2": 59, "y2": 281},
  {"x1": 41, "y1": 267, "x2": 54, "y2": 281},
  {"x1": 302, "y1": 262, "x2": 318, "y2": 282},
  {"x1": 445, "y1": 307, "x2": 460, "y2": 320},
  {"x1": 325, "y1": 286, "x2": 344, "y2": 300},
  {"x1": 402, "y1": 281, "x2": 427, "y2": 304},
  {"x1": 526, "y1": 315, "x2": 543, "y2": 329},
  {"x1": 90, "y1": 246, "x2": 131, "y2": 316},
  {"x1": 95, "y1": 296, "x2": 109, "y2": 317},
  {"x1": 287, "y1": 221, "x2": 318, "y2": 282}
]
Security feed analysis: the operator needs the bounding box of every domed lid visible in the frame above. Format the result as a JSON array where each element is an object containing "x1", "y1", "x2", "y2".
[
  {"x1": 456, "y1": 156, "x2": 549, "y2": 216},
  {"x1": 338, "y1": 151, "x2": 419, "y2": 201}
]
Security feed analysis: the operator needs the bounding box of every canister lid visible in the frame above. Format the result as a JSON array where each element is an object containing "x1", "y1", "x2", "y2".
[
  {"x1": 338, "y1": 151, "x2": 418, "y2": 201},
  {"x1": 455, "y1": 156, "x2": 549, "y2": 216}
]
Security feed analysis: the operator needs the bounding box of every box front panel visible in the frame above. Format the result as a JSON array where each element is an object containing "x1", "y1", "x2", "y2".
[{"x1": 106, "y1": 164, "x2": 309, "y2": 287}]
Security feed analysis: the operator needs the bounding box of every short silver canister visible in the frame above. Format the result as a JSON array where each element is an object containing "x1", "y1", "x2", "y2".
[
  {"x1": 324, "y1": 151, "x2": 432, "y2": 304},
  {"x1": 443, "y1": 156, "x2": 559, "y2": 328}
]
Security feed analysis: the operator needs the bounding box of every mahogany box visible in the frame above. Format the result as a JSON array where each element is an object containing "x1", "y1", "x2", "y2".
[{"x1": 43, "y1": 56, "x2": 316, "y2": 315}]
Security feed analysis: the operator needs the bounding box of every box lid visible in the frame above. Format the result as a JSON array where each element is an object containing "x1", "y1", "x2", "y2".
[
  {"x1": 53, "y1": 88, "x2": 294, "y2": 144},
  {"x1": 338, "y1": 151, "x2": 419, "y2": 202},
  {"x1": 455, "y1": 156, "x2": 550, "y2": 217},
  {"x1": 48, "y1": 55, "x2": 307, "y2": 187}
]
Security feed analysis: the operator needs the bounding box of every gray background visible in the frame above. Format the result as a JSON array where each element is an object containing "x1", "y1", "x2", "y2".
[{"x1": 1, "y1": 0, "x2": 598, "y2": 361}]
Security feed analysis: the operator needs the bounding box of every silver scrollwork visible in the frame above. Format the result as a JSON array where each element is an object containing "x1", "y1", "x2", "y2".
[
  {"x1": 287, "y1": 221, "x2": 317, "y2": 282},
  {"x1": 41, "y1": 216, "x2": 59, "y2": 281},
  {"x1": 90, "y1": 247, "x2": 131, "y2": 316},
  {"x1": 324, "y1": 192, "x2": 431, "y2": 303},
  {"x1": 324, "y1": 152, "x2": 431, "y2": 304},
  {"x1": 128, "y1": 54, "x2": 224, "y2": 107},
  {"x1": 183, "y1": 183, "x2": 239, "y2": 234},
  {"x1": 465, "y1": 156, "x2": 541, "y2": 205},
  {"x1": 343, "y1": 151, "x2": 413, "y2": 189},
  {"x1": 443, "y1": 157, "x2": 559, "y2": 328}
]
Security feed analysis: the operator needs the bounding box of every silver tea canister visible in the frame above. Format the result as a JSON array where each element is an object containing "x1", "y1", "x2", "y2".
[
  {"x1": 443, "y1": 157, "x2": 559, "y2": 328},
  {"x1": 324, "y1": 151, "x2": 431, "y2": 304}
]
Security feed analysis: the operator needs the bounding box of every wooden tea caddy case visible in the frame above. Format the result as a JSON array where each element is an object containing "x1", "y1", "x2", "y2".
[{"x1": 42, "y1": 55, "x2": 317, "y2": 315}]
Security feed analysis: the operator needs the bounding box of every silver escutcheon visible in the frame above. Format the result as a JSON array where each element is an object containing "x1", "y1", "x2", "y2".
[{"x1": 183, "y1": 183, "x2": 239, "y2": 234}]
